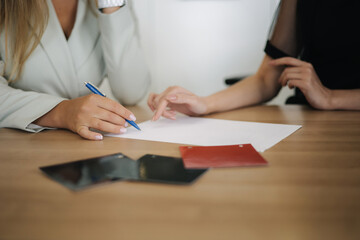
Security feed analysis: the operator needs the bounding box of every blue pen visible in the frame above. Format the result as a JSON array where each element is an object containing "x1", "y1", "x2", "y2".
[{"x1": 84, "y1": 82, "x2": 141, "y2": 131}]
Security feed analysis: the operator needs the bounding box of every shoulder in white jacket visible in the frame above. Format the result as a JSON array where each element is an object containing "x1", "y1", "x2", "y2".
[{"x1": 0, "y1": 0, "x2": 150, "y2": 132}]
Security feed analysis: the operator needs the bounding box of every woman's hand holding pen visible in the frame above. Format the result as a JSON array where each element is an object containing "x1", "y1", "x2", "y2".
[
  {"x1": 34, "y1": 94, "x2": 136, "y2": 140},
  {"x1": 148, "y1": 86, "x2": 208, "y2": 121},
  {"x1": 270, "y1": 57, "x2": 332, "y2": 110}
]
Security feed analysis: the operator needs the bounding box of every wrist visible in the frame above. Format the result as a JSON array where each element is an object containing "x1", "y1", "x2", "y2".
[
  {"x1": 34, "y1": 100, "x2": 69, "y2": 129},
  {"x1": 327, "y1": 89, "x2": 345, "y2": 110},
  {"x1": 203, "y1": 95, "x2": 216, "y2": 115},
  {"x1": 54, "y1": 100, "x2": 71, "y2": 128},
  {"x1": 325, "y1": 89, "x2": 336, "y2": 110}
]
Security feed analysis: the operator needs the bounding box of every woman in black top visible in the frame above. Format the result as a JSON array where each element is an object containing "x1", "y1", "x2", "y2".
[{"x1": 148, "y1": 0, "x2": 360, "y2": 121}]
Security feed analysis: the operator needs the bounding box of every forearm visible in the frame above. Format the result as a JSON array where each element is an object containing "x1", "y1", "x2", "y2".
[
  {"x1": 204, "y1": 57, "x2": 281, "y2": 114},
  {"x1": 204, "y1": 76, "x2": 264, "y2": 114},
  {"x1": 99, "y1": 4, "x2": 150, "y2": 105},
  {"x1": 329, "y1": 89, "x2": 360, "y2": 110},
  {"x1": 0, "y1": 77, "x2": 66, "y2": 131}
]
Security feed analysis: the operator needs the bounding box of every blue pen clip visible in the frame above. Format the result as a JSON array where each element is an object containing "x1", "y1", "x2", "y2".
[{"x1": 84, "y1": 82, "x2": 106, "y2": 97}]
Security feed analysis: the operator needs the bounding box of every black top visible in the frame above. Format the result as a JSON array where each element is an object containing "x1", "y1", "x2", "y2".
[{"x1": 265, "y1": 0, "x2": 360, "y2": 105}]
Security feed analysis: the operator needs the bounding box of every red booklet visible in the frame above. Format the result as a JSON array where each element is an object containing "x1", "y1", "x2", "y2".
[{"x1": 179, "y1": 144, "x2": 268, "y2": 169}]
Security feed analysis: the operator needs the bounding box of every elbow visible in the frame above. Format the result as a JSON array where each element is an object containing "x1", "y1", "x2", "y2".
[
  {"x1": 112, "y1": 74, "x2": 151, "y2": 106},
  {"x1": 256, "y1": 72, "x2": 281, "y2": 103}
]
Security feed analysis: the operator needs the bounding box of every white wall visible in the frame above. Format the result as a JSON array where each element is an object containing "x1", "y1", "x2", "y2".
[{"x1": 102, "y1": 0, "x2": 292, "y2": 106}]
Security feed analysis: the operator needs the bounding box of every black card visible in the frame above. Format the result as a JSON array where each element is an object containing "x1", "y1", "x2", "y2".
[
  {"x1": 40, "y1": 153, "x2": 207, "y2": 191},
  {"x1": 40, "y1": 153, "x2": 136, "y2": 191},
  {"x1": 136, "y1": 154, "x2": 208, "y2": 185}
]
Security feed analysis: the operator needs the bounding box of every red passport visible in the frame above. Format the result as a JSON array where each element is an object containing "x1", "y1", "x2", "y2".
[{"x1": 179, "y1": 144, "x2": 268, "y2": 169}]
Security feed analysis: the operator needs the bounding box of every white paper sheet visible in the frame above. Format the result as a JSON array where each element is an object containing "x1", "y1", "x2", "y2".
[{"x1": 107, "y1": 116, "x2": 301, "y2": 152}]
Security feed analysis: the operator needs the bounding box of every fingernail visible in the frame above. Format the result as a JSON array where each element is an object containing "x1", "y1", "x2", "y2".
[
  {"x1": 152, "y1": 114, "x2": 157, "y2": 121},
  {"x1": 125, "y1": 122, "x2": 128, "y2": 127},
  {"x1": 120, "y1": 128, "x2": 127, "y2": 133},
  {"x1": 167, "y1": 95, "x2": 177, "y2": 100},
  {"x1": 129, "y1": 114, "x2": 136, "y2": 121},
  {"x1": 95, "y1": 135, "x2": 103, "y2": 140}
]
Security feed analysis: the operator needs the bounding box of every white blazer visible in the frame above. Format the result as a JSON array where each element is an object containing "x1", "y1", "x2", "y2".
[{"x1": 0, "y1": 0, "x2": 150, "y2": 132}]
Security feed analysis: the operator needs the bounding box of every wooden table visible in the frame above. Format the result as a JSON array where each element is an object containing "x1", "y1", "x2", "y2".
[{"x1": 0, "y1": 105, "x2": 359, "y2": 240}]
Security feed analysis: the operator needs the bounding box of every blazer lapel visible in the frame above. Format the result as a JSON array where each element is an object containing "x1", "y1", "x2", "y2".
[
  {"x1": 39, "y1": 0, "x2": 80, "y2": 98},
  {"x1": 68, "y1": 0, "x2": 100, "y2": 71}
]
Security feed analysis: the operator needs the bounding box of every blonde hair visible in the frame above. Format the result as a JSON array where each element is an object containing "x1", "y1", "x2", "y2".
[
  {"x1": 0, "y1": 0, "x2": 49, "y2": 82},
  {"x1": 0, "y1": 1, "x2": 99, "y2": 82}
]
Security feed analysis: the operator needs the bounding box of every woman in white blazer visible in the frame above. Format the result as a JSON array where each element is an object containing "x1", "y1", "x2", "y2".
[{"x1": 0, "y1": 0, "x2": 150, "y2": 140}]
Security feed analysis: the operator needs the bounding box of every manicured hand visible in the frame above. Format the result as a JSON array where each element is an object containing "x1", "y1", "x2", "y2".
[
  {"x1": 147, "y1": 86, "x2": 208, "y2": 121},
  {"x1": 270, "y1": 57, "x2": 332, "y2": 109},
  {"x1": 36, "y1": 94, "x2": 136, "y2": 140}
]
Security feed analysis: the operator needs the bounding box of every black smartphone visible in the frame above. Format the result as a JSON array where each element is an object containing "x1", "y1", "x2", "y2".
[
  {"x1": 40, "y1": 153, "x2": 137, "y2": 191},
  {"x1": 136, "y1": 154, "x2": 207, "y2": 185}
]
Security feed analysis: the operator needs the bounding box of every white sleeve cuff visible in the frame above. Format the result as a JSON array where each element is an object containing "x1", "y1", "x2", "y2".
[
  {"x1": 98, "y1": 0, "x2": 126, "y2": 9},
  {"x1": 25, "y1": 123, "x2": 56, "y2": 133}
]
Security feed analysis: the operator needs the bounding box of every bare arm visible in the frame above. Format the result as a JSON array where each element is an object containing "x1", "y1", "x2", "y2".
[
  {"x1": 148, "y1": 55, "x2": 284, "y2": 120},
  {"x1": 204, "y1": 55, "x2": 282, "y2": 114},
  {"x1": 328, "y1": 90, "x2": 360, "y2": 110}
]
